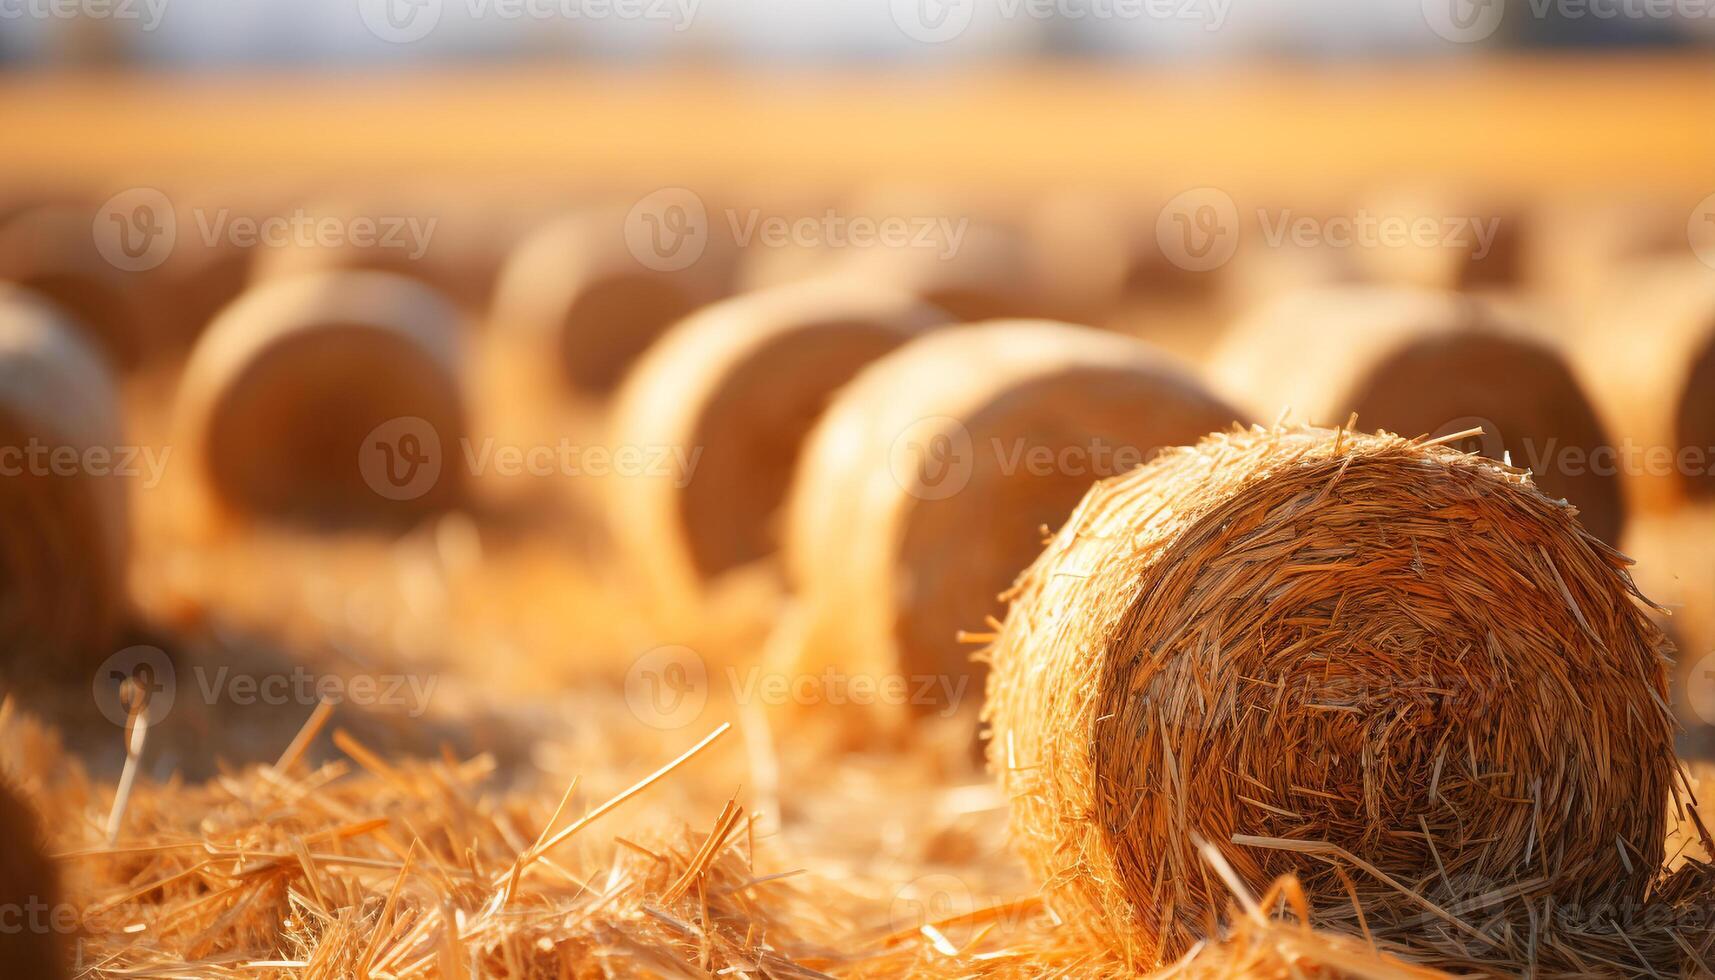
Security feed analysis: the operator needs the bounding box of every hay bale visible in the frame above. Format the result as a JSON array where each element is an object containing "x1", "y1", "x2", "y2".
[
  {"x1": 0, "y1": 778, "x2": 65, "y2": 980},
  {"x1": 0, "y1": 287, "x2": 129, "y2": 673},
  {"x1": 1578, "y1": 258, "x2": 1715, "y2": 513},
  {"x1": 985, "y1": 424, "x2": 1698, "y2": 972},
  {"x1": 1213, "y1": 285, "x2": 1624, "y2": 544},
  {"x1": 175, "y1": 270, "x2": 466, "y2": 529},
  {"x1": 0, "y1": 202, "x2": 145, "y2": 369},
  {"x1": 783, "y1": 321, "x2": 1242, "y2": 723},
  {"x1": 608, "y1": 279, "x2": 948, "y2": 611},
  {"x1": 490, "y1": 209, "x2": 736, "y2": 397}
]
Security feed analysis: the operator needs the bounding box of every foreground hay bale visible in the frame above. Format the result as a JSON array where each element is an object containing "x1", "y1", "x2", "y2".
[
  {"x1": 784, "y1": 322, "x2": 1241, "y2": 723},
  {"x1": 1579, "y1": 258, "x2": 1715, "y2": 513},
  {"x1": 175, "y1": 271, "x2": 466, "y2": 529},
  {"x1": 609, "y1": 279, "x2": 949, "y2": 610},
  {"x1": 985, "y1": 424, "x2": 1707, "y2": 973},
  {"x1": 0, "y1": 287, "x2": 128, "y2": 672},
  {"x1": 1214, "y1": 285, "x2": 1623, "y2": 544},
  {"x1": 0, "y1": 778, "x2": 64, "y2": 980},
  {"x1": 490, "y1": 208, "x2": 735, "y2": 397}
]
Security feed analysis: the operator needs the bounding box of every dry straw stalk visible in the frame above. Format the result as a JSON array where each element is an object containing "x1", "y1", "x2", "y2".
[{"x1": 985, "y1": 423, "x2": 1713, "y2": 974}]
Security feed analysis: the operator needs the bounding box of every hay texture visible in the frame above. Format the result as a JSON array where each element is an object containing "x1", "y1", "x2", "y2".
[
  {"x1": 0, "y1": 287, "x2": 129, "y2": 675},
  {"x1": 1213, "y1": 285, "x2": 1624, "y2": 544},
  {"x1": 0, "y1": 773, "x2": 65, "y2": 980},
  {"x1": 783, "y1": 321, "x2": 1242, "y2": 724},
  {"x1": 608, "y1": 279, "x2": 948, "y2": 612},
  {"x1": 985, "y1": 424, "x2": 1711, "y2": 974},
  {"x1": 490, "y1": 208, "x2": 735, "y2": 397},
  {"x1": 1579, "y1": 258, "x2": 1715, "y2": 513},
  {"x1": 175, "y1": 270, "x2": 466, "y2": 530}
]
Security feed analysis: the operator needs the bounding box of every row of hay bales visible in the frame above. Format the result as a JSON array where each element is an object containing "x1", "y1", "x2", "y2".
[{"x1": 1, "y1": 189, "x2": 1713, "y2": 973}]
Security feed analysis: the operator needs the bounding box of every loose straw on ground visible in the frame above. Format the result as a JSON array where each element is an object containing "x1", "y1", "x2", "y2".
[
  {"x1": 608, "y1": 278, "x2": 949, "y2": 612},
  {"x1": 985, "y1": 423, "x2": 1713, "y2": 974},
  {"x1": 489, "y1": 207, "x2": 736, "y2": 397},
  {"x1": 174, "y1": 270, "x2": 466, "y2": 530},
  {"x1": 782, "y1": 320, "x2": 1243, "y2": 726},
  {"x1": 0, "y1": 286, "x2": 130, "y2": 674},
  {"x1": 1213, "y1": 285, "x2": 1625, "y2": 544}
]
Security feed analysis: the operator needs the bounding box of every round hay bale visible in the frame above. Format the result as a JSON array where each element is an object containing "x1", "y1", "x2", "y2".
[
  {"x1": 1213, "y1": 285, "x2": 1624, "y2": 544},
  {"x1": 490, "y1": 209, "x2": 735, "y2": 397},
  {"x1": 0, "y1": 778, "x2": 65, "y2": 980},
  {"x1": 0, "y1": 286, "x2": 129, "y2": 673},
  {"x1": 985, "y1": 424, "x2": 1691, "y2": 972},
  {"x1": 1350, "y1": 191, "x2": 1525, "y2": 292},
  {"x1": 0, "y1": 202, "x2": 145, "y2": 369},
  {"x1": 782, "y1": 321, "x2": 1243, "y2": 723},
  {"x1": 1578, "y1": 258, "x2": 1715, "y2": 513},
  {"x1": 175, "y1": 270, "x2": 466, "y2": 529},
  {"x1": 608, "y1": 279, "x2": 949, "y2": 610}
]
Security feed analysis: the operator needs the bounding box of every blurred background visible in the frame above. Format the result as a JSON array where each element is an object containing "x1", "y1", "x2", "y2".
[{"x1": 2, "y1": 0, "x2": 1714, "y2": 774}]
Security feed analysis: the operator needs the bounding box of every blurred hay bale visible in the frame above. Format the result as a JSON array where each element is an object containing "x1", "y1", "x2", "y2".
[
  {"x1": 0, "y1": 202, "x2": 148, "y2": 369},
  {"x1": 0, "y1": 286, "x2": 129, "y2": 676},
  {"x1": 608, "y1": 279, "x2": 948, "y2": 615},
  {"x1": 1623, "y1": 504, "x2": 1715, "y2": 761},
  {"x1": 0, "y1": 773, "x2": 65, "y2": 980},
  {"x1": 490, "y1": 205, "x2": 737, "y2": 399},
  {"x1": 1213, "y1": 285, "x2": 1624, "y2": 544},
  {"x1": 174, "y1": 270, "x2": 466, "y2": 531},
  {"x1": 782, "y1": 321, "x2": 1242, "y2": 727},
  {"x1": 1578, "y1": 258, "x2": 1715, "y2": 515},
  {"x1": 984, "y1": 424, "x2": 1707, "y2": 973}
]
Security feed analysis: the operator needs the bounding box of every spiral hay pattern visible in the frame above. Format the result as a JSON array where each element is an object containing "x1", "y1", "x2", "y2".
[
  {"x1": 1214, "y1": 285, "x2": 1624, "y2": 544},
  {"x1": 0, "y1": 287, "x2": 129, "y2": 673},
  {"x1": 784, "y1": 321, "x2": 1242, "y2": 723},
  {"x1": 175, "y1": 270, "x2": 466, "y2": 529},
  {"x1": 985, "y1": 424, "x2": 1708, "y2": 973}
]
